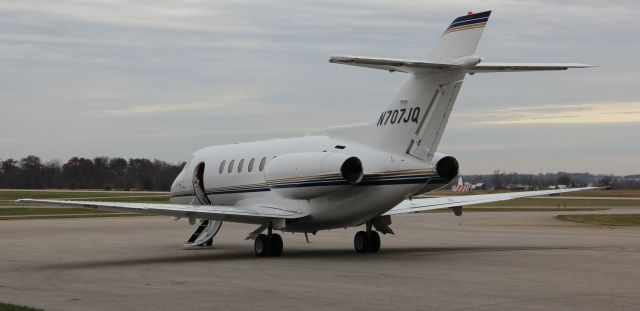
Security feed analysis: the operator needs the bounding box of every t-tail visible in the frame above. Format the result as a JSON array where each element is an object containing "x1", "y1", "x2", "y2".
[{"x1": 327, "y1": 10, "x2": 592, "y2": 163}]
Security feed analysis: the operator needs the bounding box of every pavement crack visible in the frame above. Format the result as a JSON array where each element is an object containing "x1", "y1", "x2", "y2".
[{"x1": 0, "y1": 284, "x2": 24, "y2": 291}]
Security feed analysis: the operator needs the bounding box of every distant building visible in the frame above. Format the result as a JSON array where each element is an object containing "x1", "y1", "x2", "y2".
[
  {"x1": 451, "y1": 176, "x2": 470, "y2": 192},
  {"x1": 472, "y1": 183, "x2": 486, "y2": 190},
  {"x1": 547, "y1": 185, "x2": 568, "y2": 190},
  {"x1": 507, "y1": 184, "x2": 531, "y2": 191}
]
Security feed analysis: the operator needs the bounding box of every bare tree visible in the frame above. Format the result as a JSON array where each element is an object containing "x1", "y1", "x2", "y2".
[
  {"x1": 492, "y1": 169, "x2": 504, "y2": 190},
  {"x1": 557, "y1": 173, "x2": 571, "y2": 186}
]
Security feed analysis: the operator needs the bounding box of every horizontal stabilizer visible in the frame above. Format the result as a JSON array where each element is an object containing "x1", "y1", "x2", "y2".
[
  {"x1": 329, "y1": 55, "x2": 471, "y2": 73},
  {"x1": 329, "y1": 56, "x2": 594, "y2": 74},
  {"x1": 468, "y1": 63, "x2": 595, "y2": 73}
]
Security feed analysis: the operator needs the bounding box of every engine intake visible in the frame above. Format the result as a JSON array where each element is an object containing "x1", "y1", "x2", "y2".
[{"x1": 265, "y1": 152, "x2": 363, "y2": 200}]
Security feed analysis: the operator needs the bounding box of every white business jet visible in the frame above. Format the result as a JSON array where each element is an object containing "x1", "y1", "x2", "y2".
[{"x1": 20, "y1": 11, "x2": 595, "y2": 257}]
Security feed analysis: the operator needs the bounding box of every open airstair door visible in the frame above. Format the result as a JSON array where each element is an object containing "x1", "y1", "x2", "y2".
[
  {"x1": 184, "y1": 219, "x2": 223, "y2": 247},
  {"x1": 193, "y1": 162, "x2": 211, "y2": 205},
  {"x1": 189, "y1": 161, "x2": 223, "y2": 247}
]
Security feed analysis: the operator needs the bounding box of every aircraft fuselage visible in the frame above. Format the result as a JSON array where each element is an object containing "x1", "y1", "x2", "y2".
[{"x1": 169, "y1": 135, "x2": 447, "y2": 232}]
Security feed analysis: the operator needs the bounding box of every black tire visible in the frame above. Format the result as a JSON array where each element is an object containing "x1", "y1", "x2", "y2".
[
  {"x1": 354, "y1": 231, "x2": 369, "y2": 253},
  {"x1": 254, "y1": 234, "x2": 270, "y2": 257},
  {"x1": 368, "y1": 231, "x2": 381, "y2": 253},
  {"x1": 270, "y1": 234, "x2": 283, "y2": 257}
]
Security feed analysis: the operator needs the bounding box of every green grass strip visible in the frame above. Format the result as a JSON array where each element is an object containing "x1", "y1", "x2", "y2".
[
  {"x1": 0, "y1": 302, "x2": 43, "y2": 311},
  {"x1": 0, "y1": 208, "x2": 110, "y2": 216},
  {"x1": 0, "y1": 213, "x2": 147, "y2": 220},
  {"x1": 0, "y1": 207, "x2": 147, "y2": 220},
  {"x1": 0, "y1": 190, "x2": 169, "y2": 206},
  {"x1": 426, "y1": 207, "x2": 608, "y2": 213},
  {"x1": 474, "y1": 198, "x2": 639, "y2": 207},
  {"x1": 556, "y1": 214, "x2": 640, "y2": 226}
]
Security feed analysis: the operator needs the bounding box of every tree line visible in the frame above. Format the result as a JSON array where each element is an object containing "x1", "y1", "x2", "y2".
[
  {"x1": 1, "y1": 155, "x2": 638, "y2": 191},
  {"x1": 0, "y1": 155, "x2": 185, "y2": 191},
  {"x1": 463, "y1": 170, "x2": 639, "y2": 190}
]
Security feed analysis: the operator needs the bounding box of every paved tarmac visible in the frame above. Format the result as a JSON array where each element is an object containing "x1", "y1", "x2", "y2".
[{"x1": 1, "y1": 209, "x2": 640, "y2": 311}]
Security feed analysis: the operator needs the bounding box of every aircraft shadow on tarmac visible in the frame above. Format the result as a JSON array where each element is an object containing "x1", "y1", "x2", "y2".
[{"x1": 37, "y1": 244, "x2": 605, "y2": 270}]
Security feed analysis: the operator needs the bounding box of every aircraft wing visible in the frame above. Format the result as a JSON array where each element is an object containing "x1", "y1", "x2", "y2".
[
  {"x1": 384, "y1": 187, "x2": 600, "y2": 216},
  {"x1": 467, "y1": 63, "x2": 594, "y2": 73},
  {"x1": 16, "y1": 199, "x2": 307, "y2": 223}
]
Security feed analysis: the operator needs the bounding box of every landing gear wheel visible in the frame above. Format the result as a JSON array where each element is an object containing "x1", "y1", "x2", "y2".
[
  {"x1": 368, "y1": 231, "x2": 380, "y2": 253},
  {"x1": 354, "y1": 230, "x2": 381, "y2": 253},
  {"x1": 270, "y1": 234, "x2": 283, "y2": 257},
  {"x1": 254, "y1": 233, "x2": 284, "y2": 257},
  {"x1": 254, "y1": 234, "x2": 270, "y2": 257},
  {"x1": 354, "y1": 231, "x2": 369, "y2": 253}
]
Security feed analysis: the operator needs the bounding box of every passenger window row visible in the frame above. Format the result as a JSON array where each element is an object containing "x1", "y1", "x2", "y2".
[{"x1": 219, "y1": 157, "x2": 267, "y2": 174}]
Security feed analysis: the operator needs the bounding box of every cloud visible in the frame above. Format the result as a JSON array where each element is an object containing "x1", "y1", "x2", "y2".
[
  {"x1": 0, "y1": 1, "x2": 261, "y2": 34},
  {"x1": 453, "y1": 102, "x2": 640, "y2": 125},
  {"x1": 1, "y1": 0, "x2": 639, "y2": 175},
  {"x1": 104, "y1": 102, "x2": 229, "y2": 115}
]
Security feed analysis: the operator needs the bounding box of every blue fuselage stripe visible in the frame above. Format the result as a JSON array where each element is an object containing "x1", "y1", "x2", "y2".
[
  {"x1": 208, "y1": 188, "x2": 270, "y2": 195},
  {"x1": 171, "y1": 177, "x2": 440, "y2": 197},
  {"x1": 170, "y1": 175, "x2": 440, "y2": 197}
]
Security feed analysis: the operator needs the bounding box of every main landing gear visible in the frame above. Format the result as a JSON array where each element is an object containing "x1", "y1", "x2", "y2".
[
  {"x1": 353, "y1": 222, "x2": 381, "y2": 253},
  {"x1": 251, "y1": 219, "x2": 387, "y2": 256},
  {"x1": 254, "y1": 226, "x2": 283, "y2": 257}
]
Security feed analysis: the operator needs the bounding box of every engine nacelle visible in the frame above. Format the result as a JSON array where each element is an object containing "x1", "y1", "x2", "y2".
[
  {"x1": 434, "y1": 154, "x2": 459, "y2": 183},
  {"x1": 265, "y1": 152, "x2": 363, "y2": 200},
  {"x1": 407, "y1": 153, "x2": 460, "y2": 196}
]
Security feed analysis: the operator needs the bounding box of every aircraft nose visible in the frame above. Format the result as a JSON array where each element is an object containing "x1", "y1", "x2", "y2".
[{"x1": 170, "y1": 176, "x2": 186, "y2": 195}]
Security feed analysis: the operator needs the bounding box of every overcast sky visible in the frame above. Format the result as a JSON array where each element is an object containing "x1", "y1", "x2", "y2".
[{"x1": 1, "y1": 0, "x2": 638, "y2": 174}]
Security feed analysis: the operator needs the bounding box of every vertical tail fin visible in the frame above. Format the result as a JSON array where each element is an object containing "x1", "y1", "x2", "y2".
[
  {"x1": 328, "y1": 11, "x2": 491, "y2": 162},
  {"x1": 428, "y1": 11, "x2": 491, "y2": 61}
]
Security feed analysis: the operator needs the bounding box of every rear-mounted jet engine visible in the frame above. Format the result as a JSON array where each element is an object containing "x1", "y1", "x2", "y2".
[{"x1": 265, "y1": 152, "x2": 363, "y2": 200}]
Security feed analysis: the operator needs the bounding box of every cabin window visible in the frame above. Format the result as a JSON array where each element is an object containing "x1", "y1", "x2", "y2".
[
  {"x1": 218, "y1": 160, "x2": 226, "y2": 174},
  {"x1": 259, "y1": 157, "x2": 267, "y2": 172},
  {"x1": 228, "y1": 159, "x2": 235, "y2": 173},
  {"x1": 238, "y1": 159, "x2": 245, "y2": 173},
  {"x1": 248, "y1": 158, "x2": 255, "y2": 172}
]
